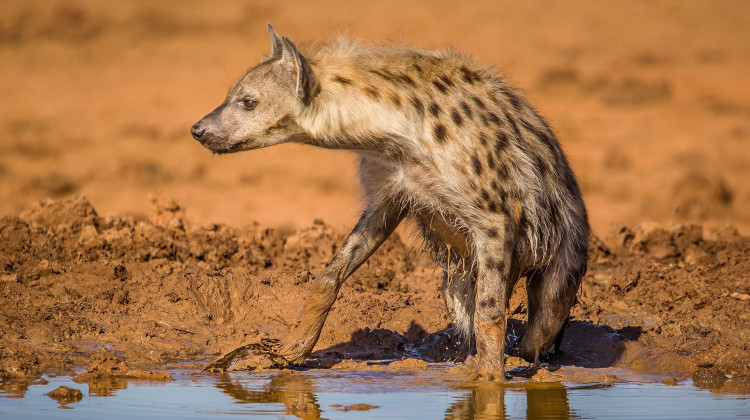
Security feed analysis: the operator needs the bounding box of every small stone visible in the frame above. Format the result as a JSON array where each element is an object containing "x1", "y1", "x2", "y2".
[{"x1": 46, "y1": 386, "x2": 83, "y2": 404}]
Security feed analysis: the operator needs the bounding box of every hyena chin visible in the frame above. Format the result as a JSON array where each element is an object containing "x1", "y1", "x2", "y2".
[{"x1": 195, "y1": 24, "x2": 589, "y2": 380}]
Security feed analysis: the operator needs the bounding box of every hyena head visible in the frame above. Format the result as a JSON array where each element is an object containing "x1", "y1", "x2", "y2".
[{"x1": 191, "y1": 24, "x2": 320, "y2": 154}]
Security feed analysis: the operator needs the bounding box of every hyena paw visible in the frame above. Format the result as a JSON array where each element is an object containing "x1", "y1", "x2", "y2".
[
  {"x1": 203, "y1": 338, "x2": 289, "y2": 372},
  {"x1": 464, "y1": 355, "x2": 507, "y2": 382}
]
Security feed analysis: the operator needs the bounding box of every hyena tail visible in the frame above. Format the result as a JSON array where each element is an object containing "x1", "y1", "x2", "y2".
[{"x1": 515, "y1": 239, "x2": 588, "y2": 363}]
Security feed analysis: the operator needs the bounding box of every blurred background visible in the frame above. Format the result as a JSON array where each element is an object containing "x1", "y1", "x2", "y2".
[{"x1": 0, "y1": 0, "x2": 748, "y2": 235}]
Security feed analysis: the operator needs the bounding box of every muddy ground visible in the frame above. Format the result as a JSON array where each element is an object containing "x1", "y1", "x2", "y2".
[
  {"x1": 0, "y1": 0, "x2": 749, "y2": 396},
  {"x1": 1, "y1": 196, "x2": 748, "y2": 393}
]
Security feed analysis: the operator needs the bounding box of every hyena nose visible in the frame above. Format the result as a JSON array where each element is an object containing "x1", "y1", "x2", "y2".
[{"x1": 191, "y1": 124, "x2": 206, "y2": 141}]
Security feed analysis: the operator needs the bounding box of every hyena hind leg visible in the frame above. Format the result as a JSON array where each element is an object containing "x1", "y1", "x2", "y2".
[{"x1": 516, "y1": 255, "x2": 586, "y2": 364}]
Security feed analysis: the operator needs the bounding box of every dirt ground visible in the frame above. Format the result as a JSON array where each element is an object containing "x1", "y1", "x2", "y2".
[{"x1": 0, "y1": 0, "x2": 749, "y2": 394}]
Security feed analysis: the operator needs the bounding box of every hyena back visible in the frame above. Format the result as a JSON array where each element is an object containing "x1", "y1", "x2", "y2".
[{"x1": 193, "y1": 25, "x2": 589, "y2": 379}]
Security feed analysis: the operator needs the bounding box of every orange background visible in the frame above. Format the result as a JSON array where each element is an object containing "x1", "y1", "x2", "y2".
[{"x1": 1, "y1": 0, "x2": 748, "y2": 236}]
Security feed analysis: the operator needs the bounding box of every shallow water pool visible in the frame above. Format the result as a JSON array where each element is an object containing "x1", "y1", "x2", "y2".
[{"x1": 1, "y1": 368, "x2": 748, "y2": 419}]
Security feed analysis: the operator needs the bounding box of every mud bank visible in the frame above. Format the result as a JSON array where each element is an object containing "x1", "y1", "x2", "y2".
[{"x1": 1, "y1": 197, "x2": 748, "y2": 392}]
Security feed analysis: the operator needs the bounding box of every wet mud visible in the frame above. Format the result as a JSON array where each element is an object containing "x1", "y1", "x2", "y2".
[{"x1": 1, "y1": 197, "x2": 748, "y2": 395}]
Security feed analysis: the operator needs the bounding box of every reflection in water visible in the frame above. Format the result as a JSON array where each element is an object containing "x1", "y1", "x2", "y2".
[
  {"x1": 2, "y1": 370, "x2": 749, "y2": 419},
  {"x1": 215, "y1": 372, "x2": 323, "y2": 420},
  {"x1": 446, "y1": 382, "x2": 578, "y2": 420},
  {"x1": 79, "y1": 375, "x2": 129, "y2": 397},
  {"x1": 217, "y1": 372, "x2": 579, "y2": 420},
  {"x1": 0, "y1": 377, "x2": 34, "y2": 399},
  {"x1": 525, "y1": 384, "x2": 579, "y2": 419},
  {"x1": 445, "y1": 384, "x2": 507, "y2": 419}
]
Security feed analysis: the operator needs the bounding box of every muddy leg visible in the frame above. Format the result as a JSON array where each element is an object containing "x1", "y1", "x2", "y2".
[
  {"x1": 206, "y1": 204, "x2": 403, "y2": 371},
  {"x1": 517, "y1": 259, "x2": 586, "y2": 363},
  {"x1": 472, "y1": 224, "x2": 520, "y2": 380}
]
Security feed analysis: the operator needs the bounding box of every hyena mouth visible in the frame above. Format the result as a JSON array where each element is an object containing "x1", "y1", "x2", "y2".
[{"x1": 212, "y1": 139, "x2": 250, "y2": 155}]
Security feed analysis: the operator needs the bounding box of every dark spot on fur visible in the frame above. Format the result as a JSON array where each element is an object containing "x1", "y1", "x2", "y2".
[
  {"x1": 498, "y1": 188, "x2": 508, "y2": 202},
  {"x1": 507, "y1": 115, "x2": 521, "y2": 139},
  {"x1": 413, "y1": 63, "x2": 423, "y2": 74},
  {"x1": 434, "y1": 124, "x2": 447, "y2": 142},
  {"x1": 451, "y1": 108, "x2": 463, "y2": 126},
  {"x1": 472, "y1": 155, "x2": 482, "y2": 174},
  {"x1": 333, "y1": 75, "x2": 352, "y2": 85},
  {"x1": 461, "y1": 66, "x2": 481, "y2": 84},
  {"x1": 496, "y1": 162, "x2": 510, "y2": 178},
  {"x1": 411, "y1": 96, "x2": 424, "y2": 115},
  {"x1": 460, "y1": 101, "x2": 472, "y2": 118},
  {"x1": 432, "y1": 79, "x2": 448, "y2": 93},
  {"x1": 487, "y1": 228, "x2": 498, "y2": 238},
  {"x1": 472, "y1": 96, "x2": 487, "y2": 109},
  {"x1": 487, "y1": 112, "x2": 500, "y2": 125},
  {"x1": 365, "y1": 86, "x2": 380, "y2": 98},
  {"x1": 369, "y1": 68, "x2": 398, "y2": 83},
  {"x1": 390, "y1": 93, "x2": 402, "y2": 107},
  {"x1": 495, "y1": 131, "x2": 509, "y2": 152},
  {"x1": 488, "y1": 201, "x2": 498, "y2": 213},
  {"x1": 481, "y1": 189, "x2": 490, "y2": 201},
  {"x1": 440, "y1": 75, "x2": 454, "y2": 87},
  {"x1": 486, "y1": 152, "x2": 496, "y2": 169},
  {"x1": 429, "y1": 102, "x2": 441, "y2": 117},
  {"x1": 399, "y1": 74, "x2": 416, "y2": 86},
  {"x1": 480, "y1": 114, "x2": 488, "y2": 125},
  {"x1": 506, "y1": 89, "x2": 523, "y2": 111},
  {"x1": 496, "y1": 261, "x2": 506, "y2": 273},
  {"x1": 479, "y1": 133, "x2": 487, "y2": 146},
  {"x1": 484, "y1": 260, "x2": 497, "y2": 271}
]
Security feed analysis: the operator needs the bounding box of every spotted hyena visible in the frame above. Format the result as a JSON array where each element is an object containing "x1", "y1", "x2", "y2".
[{"x1": 192, "y1": 25, "x2": 589, "y2": 379}]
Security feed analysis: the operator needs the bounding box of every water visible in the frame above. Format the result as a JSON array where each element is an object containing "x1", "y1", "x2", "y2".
[{"x1": 1, "y1": 368, "x2": 748, "y2": 419}]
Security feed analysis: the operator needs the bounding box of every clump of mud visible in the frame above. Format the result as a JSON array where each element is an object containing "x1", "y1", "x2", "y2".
[
  {"x1": 0, "y1": 197, "x2": 748, "y2": 392},
  {"x1": 46, "y1": 385, "x2": 82, "y2": 405}
]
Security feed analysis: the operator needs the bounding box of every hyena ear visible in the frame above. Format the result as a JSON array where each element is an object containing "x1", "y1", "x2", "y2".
[
  {"x1": 281, "y1": 36, "x2": 321, "y2": 106},
  {"x1": 267, "y1": 23, "x2": 283, "y2": 58}
]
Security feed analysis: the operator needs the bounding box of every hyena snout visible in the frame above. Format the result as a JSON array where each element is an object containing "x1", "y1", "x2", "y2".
[
  {"x1": 190, "y1": 123, "x2": 206, "y2": 142},
  {"x1": 190, "y1": 106, "x2": 234, "y2": 152}
]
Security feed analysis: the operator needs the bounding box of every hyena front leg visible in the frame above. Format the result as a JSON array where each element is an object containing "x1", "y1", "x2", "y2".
[
  {"x1": 274, "y1": 203, "x2": 404, "y2": 365},
  {"x1": 205, "y1": 204, "x2": 403, "y2": 371},
  {"x1": 472, "y1": 221, "x2": 521, "y2": 380},
  {"x1": 203, "y1": 203, "x2": 400, "y2": 370}
]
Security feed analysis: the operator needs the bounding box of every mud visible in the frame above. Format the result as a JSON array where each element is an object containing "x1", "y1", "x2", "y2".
[
  {"x1": 1, "y1": 197, "x2": 748, "y2": 394},
  {"x1": 45, "y1": 385, "x2": 82, "y2": 405}
]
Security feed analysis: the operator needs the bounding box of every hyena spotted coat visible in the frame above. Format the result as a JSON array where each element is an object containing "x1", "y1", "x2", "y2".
[{"x1": 193, "y1": 25, "x2": 589, "y2": 379}]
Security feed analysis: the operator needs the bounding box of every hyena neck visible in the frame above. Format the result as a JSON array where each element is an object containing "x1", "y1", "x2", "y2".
[{"x1": 293, "y1": 51, "x2": 422, "y2": 158}]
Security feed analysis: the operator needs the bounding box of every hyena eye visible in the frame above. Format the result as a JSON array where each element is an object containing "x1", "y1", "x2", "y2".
[{"x1": 241, "y1": 99, "x2": 258, "y2": 110}]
